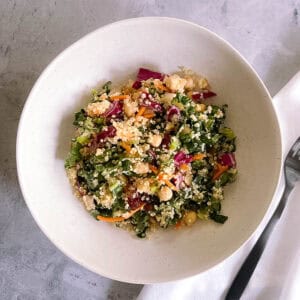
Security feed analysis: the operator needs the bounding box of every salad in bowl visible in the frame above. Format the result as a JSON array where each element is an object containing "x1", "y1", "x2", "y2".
[{"x1": 65, "y1": 67, "x2": 237, "y2": 238}]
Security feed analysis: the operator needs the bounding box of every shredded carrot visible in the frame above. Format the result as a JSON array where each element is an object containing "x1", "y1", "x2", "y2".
[
  {"x1": 120, "y1": 141, "x2": 131, "y2": 153},
  {"x1": 136, "y1": 106, "x2": 146, "y2": 117},
  {"x1": 110, "y1": 94, "x2": 130, "y2": 101},
  {"x1": 164, "y1": 179, "x2": 179, "y2": 192},
  {"x1": 149, "y1": 165, "x2": 158, "y2": 174},
  {"x1": 122, "y1": 204, "x2": 145, "y2": 219},
  {"x1": 97, "y1": 204, "x2": 145, "y2": 223},
  {"x1": 179, "y1": 164, "x2": 189, "y2": 172},
  {"x1": 192, "y1": 153, "x2": 206, "y2": 161},
  {"x1": 212, "y1": 163, "x2": 229, "y2": 180},
  {"x1": 154, "y1": 81, "x2": 171, "y2": 92},
  {"x1": 157, "y1": 172, "x2": 172, "y2": 181},
  {"x1": 143, "y1": 112, "x2": 155, "y2": 119},
  {"x1": 175, "y1": 219, "x2": 183, "y2": 230},
  {"x1": 97, "y1": 215, "x2": 125, "y2": 222}
]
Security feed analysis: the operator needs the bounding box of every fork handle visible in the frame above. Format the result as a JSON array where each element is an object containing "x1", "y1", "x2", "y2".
[{"x1": 225, "y1": 184, "x2": 293, "y2": 300}]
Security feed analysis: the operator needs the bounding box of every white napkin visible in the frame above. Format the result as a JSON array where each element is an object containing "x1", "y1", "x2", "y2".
[{"x1": 137, "y1": 72, "x2": 300, "y2": 300}]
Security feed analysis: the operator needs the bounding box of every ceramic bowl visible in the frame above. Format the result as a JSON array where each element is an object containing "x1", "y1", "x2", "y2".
[{"x1": 17, "y1": 17, "x2": 282, "y2": 283}]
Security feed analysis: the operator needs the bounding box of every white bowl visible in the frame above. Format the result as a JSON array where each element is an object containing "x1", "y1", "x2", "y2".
[{"x1": 17, "y1": 17, "x2": 282, "y2": 283}]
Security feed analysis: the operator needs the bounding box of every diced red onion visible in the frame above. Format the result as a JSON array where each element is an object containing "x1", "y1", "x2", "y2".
[
  {"x1": 174, "y1": 151, "x2": 193, "y2": 166},
  {"x1": 167, "y1": 105, "x2": 181, "y2": 121},
  {"x1": 219, "y1": 153, "x2": 236, "y2": 167},
  {"x1": 103, "y1": 101, "x2": 123, "y2": 118},
  {"x1": 192, "y1": 91, "x2": 217, "y2": 102}
]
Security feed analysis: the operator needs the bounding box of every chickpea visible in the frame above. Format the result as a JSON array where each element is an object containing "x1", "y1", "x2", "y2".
[
  {"x1": 133, "y1": 162, "x2": 150, "y2": 174},
  {"x1": 148, "y1": 134, "x2": 163, "y2": 147},
  {"x1": 123, "y1": 98, "x2": 138, "y2": 117},
  {"x1": 164, "y1": 74, "x2": 187, "y2": 93},
  {"x1": 183, "y1": 211, "x2": 197, "y2": 226},
  {"x1": 158, "y1": 186, "x2": 173, "y2": 202},
  {"x1": 184, "y1": 76, "x2": 195, "y2": 90}
]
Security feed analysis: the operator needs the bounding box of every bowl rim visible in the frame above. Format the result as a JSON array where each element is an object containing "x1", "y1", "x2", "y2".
[{"x1": 16, "y1": 16, "x2": 283, "y2": 283}]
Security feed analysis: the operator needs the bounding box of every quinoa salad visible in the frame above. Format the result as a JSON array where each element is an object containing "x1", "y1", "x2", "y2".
[{"x1": 65, "y1": 67, "x2": 237, "y2": 238}]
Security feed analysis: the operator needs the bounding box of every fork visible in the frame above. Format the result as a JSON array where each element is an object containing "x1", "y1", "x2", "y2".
[{"x1": 225, "y1": 137, "x2": 300, "y2": 300}]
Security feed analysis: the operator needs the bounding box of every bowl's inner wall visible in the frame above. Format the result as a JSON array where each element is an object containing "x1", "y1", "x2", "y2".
[{"x1": 18, "y1": 18, "x2": 281, "y2": 283}]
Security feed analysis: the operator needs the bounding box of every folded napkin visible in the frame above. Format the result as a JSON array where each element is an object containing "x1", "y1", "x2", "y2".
[{"x1": 137, "y1": 72, "x2": 300, "y2": 300}]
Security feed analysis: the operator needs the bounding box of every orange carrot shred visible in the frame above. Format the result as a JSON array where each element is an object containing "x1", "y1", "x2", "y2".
[
  {"x1": 143, "y1": 112, "x2": 155, "y2": 119},
  {"x1": 175, "y1": 220, "x2": 183, "y2": 230},
  {"x1": 96, "y1": 215, "x2": 125, "y2": 222},
  {"x1": 212, "y1": 163, "x2": 229, "y2": 180},
  {"x1": 97, "y1": 204, "x2": 145, "y2": 223},
  {"x1": 120, "y1": 141, "x2": 131, "y2": 153},
  {"x1": 179, "y1": 164, "x2": 189, "y2": 172},
  {"x1": 110, "y1": 94, "x2": 130, "y2": 101},
  {"x1": 149, "y1": 165, "x2": 158, "y2": 174},
  {"x1": 192, "y1": 153, "x2": 206, "y2": 161},
  {"x1": 136, "y1": 106, "x2": 146, "y2": 117}
]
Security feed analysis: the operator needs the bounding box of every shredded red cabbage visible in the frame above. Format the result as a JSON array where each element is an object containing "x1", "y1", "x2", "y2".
[
  {"x1": 161, "y1": 133, "x2": 171, "y2": 149},
  {"x1": 174, "y1": 173, "x2": 185, "y2": 189},
  {"x1": 219, "y1": 153, "x2": 236, "y2": 167},
  {"x1": 127, "y1": 193, "x2": 145, "y2": 210},
  {"x1": 192, "y1": 91, "x2": 217, "y2": 102},
  {"x1": 174, "y1": 151, "x2": 193, "y2": 166},
  {"x1": 141, "y1": 97, "x2": 163, "y2": 112},
  {"x1": 167, "y1": 105, "x2": 181, "y2": 121},
  {"x1": 103, "y1": 101, "x2": 123, "y2": 119},
  {"x1": 132, "y1": 68, "x2": 164, "y2": 89},
  {"x1": 96, "y1": 126, "x2": 116, "y2": 141}
]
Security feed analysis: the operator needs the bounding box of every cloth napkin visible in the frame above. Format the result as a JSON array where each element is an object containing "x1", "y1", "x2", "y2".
[{"x1": 137, "y1": 72, "x2": 300, "y2": 300}]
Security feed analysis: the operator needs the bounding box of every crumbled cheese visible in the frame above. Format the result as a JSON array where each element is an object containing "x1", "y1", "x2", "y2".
[
  {"x1": 164, "y1": 74, "x2": 187, "y2": 93},
  {"x1": 86, "y1": 100, "x2": 111, "y2": 117}
]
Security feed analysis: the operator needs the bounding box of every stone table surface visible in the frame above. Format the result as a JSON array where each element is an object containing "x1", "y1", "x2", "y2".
[{"x1": 1, "y1": 0, "x2": 300, "y2": 299}]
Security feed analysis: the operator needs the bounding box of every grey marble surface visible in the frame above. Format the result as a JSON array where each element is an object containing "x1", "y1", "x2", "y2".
[{"x1": 1, "y1": 0, "x2": 300, "y2": 299}]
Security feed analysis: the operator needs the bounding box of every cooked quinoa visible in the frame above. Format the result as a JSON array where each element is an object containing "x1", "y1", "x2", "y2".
[{"x1": 65, "y1": 67, "x2": 237, "y2": 238}]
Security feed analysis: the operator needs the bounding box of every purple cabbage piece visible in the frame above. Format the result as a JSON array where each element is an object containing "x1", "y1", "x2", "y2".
[
  {"x1": 174, "y1": 173, "x2": 185, "y2": 189},
  {"x1": 141, "y1": 98, "x2": 162, "y2": 112},
  {"x1": 192, "y1": 91, "x2": 217, "y2": 102},
  {"x1": 148, "y1": 149, "x2": 157, "y2": 162},
  {"x1": 96, "y1": 125, "x2": 116, "y2": 142},
  {"x1": 167, "y1": 105, "x2": 181, "y2": 121},
  {"x1": 103, "y1": 101, "x2": 123, "y2": 119},
  {"x1": 161, "y1": 133, "x2": 171, "y2": 149},
  {"x1": 136, "y1": 68, "x2": 164, "y2": 81},
  {"x1": 219, "y1": 153, "x2": 236, "y2": 167},
  {"x1": 174, "y1": 151, "x2": 193, "y2": 166},
  {"x1": 132, "y1": 68, "x2": 164, "y2": 89}
]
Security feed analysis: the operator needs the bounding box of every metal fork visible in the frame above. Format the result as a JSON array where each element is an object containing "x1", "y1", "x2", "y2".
[{"x1": 225, "y1": 137, "x2": 300, "y2": 300}]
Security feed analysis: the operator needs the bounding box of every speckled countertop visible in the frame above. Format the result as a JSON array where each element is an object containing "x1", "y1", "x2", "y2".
[{"x1": 1, "y1": 1, "x2": 300, "y2": 299}]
